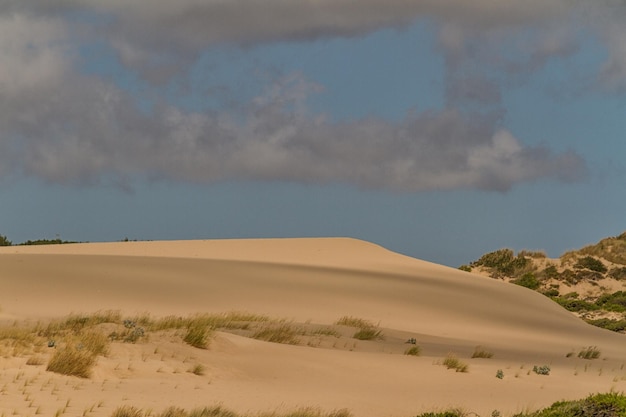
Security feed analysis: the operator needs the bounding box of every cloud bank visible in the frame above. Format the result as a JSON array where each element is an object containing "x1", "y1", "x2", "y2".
[{"x1": 3, "y1": 0, "x2": 621, "y2": 191}]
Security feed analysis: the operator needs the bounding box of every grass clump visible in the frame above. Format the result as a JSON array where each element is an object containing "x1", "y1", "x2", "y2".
[
  {"x1": 578, "y1": 346, "x2": 601, "y2": 360},
  {"x1": 404, "y1": 346, "x2": 421, "y2": 356},
  {"x1": 111, "y1": 406, "x2": 145, "y2": 417},
  {"x1": 183, "y1": 322, "x2": 212, "y2": 349},
  {"x1": 442, "y1": 354, "x2": 469, "y2": 373},
  {"x1": 188, "y1": 364, "x2": 206, "y2": 376},
  {"x1": 352, "y1": 327, "x2": 384, "y2": 341},
  {"x1": 471, "y1": 346, "x2": 494, "y2": 359},
  {"x1": 512, "y1": 392, "x2": 626, "y2": 417},
  {"x1": 252, "y1": 324, "x2": 301, "y2": 344},
  {"x1": 46, "y1": 345, "x2": 98, "y2": 378},
  {"x1": 334, "y1": 316, "x2": 375, "y2": 329}
]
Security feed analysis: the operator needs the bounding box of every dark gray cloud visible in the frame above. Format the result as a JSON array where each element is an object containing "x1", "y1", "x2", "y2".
[{"x1": 0, "y1": 1, "x2": 612, "y2": 191}]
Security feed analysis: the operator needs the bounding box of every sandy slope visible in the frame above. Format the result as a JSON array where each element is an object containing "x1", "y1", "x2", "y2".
[{"x1": 1, "y1": 238, "x2": 626, "y2": 417}]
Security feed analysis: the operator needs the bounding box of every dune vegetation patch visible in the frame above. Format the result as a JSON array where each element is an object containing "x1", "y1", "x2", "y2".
[
  {"x1": 441, "y1": 354, "x2": 469, "y2": 373},
  {"x1": 334, "y1": 315, "x2": 384, "y2": 340},
  {"x1": 110, "y1": 405, "x2": 351, "y2": 417},
  {"x1": 471, "y1": 346, "x2": 494, "y2": 359},
  {"x1": 578, "y1": 346, "x2": 601, "y2": 360}
]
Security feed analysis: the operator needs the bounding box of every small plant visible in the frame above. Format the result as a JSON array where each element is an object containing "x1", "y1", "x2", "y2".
[
  {"x1": 532, "y1": 365, "x2": 551, "y2": 375},
  {"x1": 471, "y1": 346, "x2": 494, "y2": 359},
  {"x1": 578, "y1": 346, "x2": 601, "y2": 360},
  {"x1": 334, "y1": 316, "x2": 375, "y2": 329},
  {"x1": 188, "y1": 364, "x2": 205, "y2": 376},
  {"x1": 442, "y1": 354, "x2": 469, "y2": 373},
  {"x1": 495, "y1": 369, "x2": 504, "y2": 379},
  {"x1": 352, "y1": 327, "x2": 384, "y2": 341},
  {"x1": 26, "y1": 356, "x2": 45, "y2": 366},
  {"x1": 111, "y1": 405, "x2": 144, "y2": 417},
  {"x1": 404, "y1": 346, "x2": 421, "y2": 356},
  {"x1": 46, "y1": 345, "x2": 98, "y2": 378},
  {"x1": 252, "y1": 324, "x2": 300, "y2": 344},
  {"x1": 183, "y1": 323, "x2": 212, "y2": 349}
]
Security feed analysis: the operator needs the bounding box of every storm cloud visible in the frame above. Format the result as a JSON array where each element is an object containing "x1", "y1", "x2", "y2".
[{"x1": 3, "y1": 0, "x2": 621, "y2": 191}]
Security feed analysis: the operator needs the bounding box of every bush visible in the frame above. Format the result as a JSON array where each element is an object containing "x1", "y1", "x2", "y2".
[
  {"x1": 252, "y1": 324, "x2": 300, "y2": 344},
  {"x1": 586, "y1": 318, "x2": 626, "y2": 332},
  {"x1": 512, "y1": 392, "x2": 626, "y2": 417},
  {"x1": 609, "y1": 267, "x2": 626, "y2": 280},
  {"x1": 513, "y1": 273, "x2": 540, "y2": 290},
  {"x1": 574, "y1": 256, "x2": 608, "y2": 273},
  {"x1": 0, "y1": 234, "x2": 12, "y2": 246},
  {"x1": 532, "y1": 365, "x2": 550, "y2": 375},
  {"x1": 496, "y1": 369, "x2": 504, "y2": 379}
]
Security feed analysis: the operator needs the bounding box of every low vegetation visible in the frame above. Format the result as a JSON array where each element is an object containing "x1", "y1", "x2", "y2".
[
  {"x1": 414, "y1": 393, "x2": 626, "y2": 417},
  {"x1": 462, "y1": 231, "x2": 626, "y2": 333},
  {"x1": 578, "y1": 346, "x2": 601, "y2": 360},
  {"x1": 110, "y1": 406, "x2": 351, "y2": 417},
  {"x1": 335, "y1": 315, "x2": 384, "y2": 340},
  {"x1": 441, "y1": 354, "x2": 469, "y2": 373},
  {"x1": 471, "y1": 346, "x2": 494, "y2": 359},
  {"x1": 404, "y1": 346, "x2": 421, "y2": 356}
]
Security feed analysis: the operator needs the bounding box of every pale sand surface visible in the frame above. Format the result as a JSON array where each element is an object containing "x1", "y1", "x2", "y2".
[{"x1": 1, "y1": 238, "x2": 626, "y2": 417}]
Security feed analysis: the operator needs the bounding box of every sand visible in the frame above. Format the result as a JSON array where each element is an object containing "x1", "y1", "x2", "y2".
[{"x1": 1, "y1": 238, "x2": 625, "y2": 417}]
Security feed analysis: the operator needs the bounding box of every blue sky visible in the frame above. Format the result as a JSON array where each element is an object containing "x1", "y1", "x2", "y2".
[{"x1": 1, "y1": 1, "x2": 625, "y2": 266}]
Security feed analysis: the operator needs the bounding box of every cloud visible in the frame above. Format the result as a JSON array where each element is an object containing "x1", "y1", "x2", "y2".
[
  {"x1": 0, "y1": 1, "x2": 610, "y2": 192},
  {"x1": 0, "y1": 58, "x2": 586, "y2": 191}
]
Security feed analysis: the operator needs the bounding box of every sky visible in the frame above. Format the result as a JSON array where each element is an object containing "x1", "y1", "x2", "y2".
[{"x1": 1, "y1": 1, "x2": 625, "y2": 267}]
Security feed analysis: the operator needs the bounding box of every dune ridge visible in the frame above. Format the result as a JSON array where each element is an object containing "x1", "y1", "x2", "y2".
[{"x1": 2, "y1": 238, "x2": 626, "y2": 417}]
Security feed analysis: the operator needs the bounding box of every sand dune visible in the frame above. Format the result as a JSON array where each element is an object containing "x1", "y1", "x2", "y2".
[{"x1": 1, "y1": 238, "x2": 625, "y2": 417}]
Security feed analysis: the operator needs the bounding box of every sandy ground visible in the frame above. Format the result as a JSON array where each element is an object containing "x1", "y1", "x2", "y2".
[{"x1": 1, "y1": 238, "x2": 626, "y2": 417}]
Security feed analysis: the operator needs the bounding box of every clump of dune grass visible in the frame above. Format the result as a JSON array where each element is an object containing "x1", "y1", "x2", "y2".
[
  {"x1": 188, "y1": 364, "x2": 206, "y2": 376},
  {"x1": 109, "y1": 406, "x2": 350, "y2": 417},
  {"x1": 111, "y1": 405, "x2": 144, "y2": 417},
  {"x1": 578, "y1": 346, "x2": 601, "y2": 360},
  {"x1": 252, "y1": 324, "x2": 301, "y2": 344},
  {"x1": 183, "y1": 321, "x2": 212, "y2": 349},
  {"x1": 404, "y1": 346, "x2": 421, "y2": 356},
  {"x1": 312, "y1": 327, "x2": 341, "y2": 338},
  {"x1": 471, "y1": 346, "x2": 494, "y2": 359},
  {"x1": 46, "y1": 345, "x2": 98, "y2": 378},
  {"x1": 442, "y1": 354, "x2": 469, "y2": 373},
  {"x1": 352, "y1": 327, "x2": 384, "y2": 341},
  {"x1": 532, "y1": 365, "x2": 551, "y2": 375},
  {"x1": 334, "y1": 316, "x2": 375, "y2": 329}
]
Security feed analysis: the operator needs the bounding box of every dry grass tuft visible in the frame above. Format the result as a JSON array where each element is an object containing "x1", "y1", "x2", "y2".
[
  {"x1": 442, "y1": 354, "x2": 469, "y2": 373},
  {"x1": 471, "y1": 346, "x2": 494, "y2": 359},
  {"x1": 252, "y1": 324, "x2": 301, "y2": 344}
]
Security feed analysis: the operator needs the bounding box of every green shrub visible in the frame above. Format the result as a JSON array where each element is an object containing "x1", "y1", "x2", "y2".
[
  {"x1": 532, "y1": 365, "x2": 550, "y2": 375},
  {"x1": 574, "y1": 256, "x2": 608, "y2": 273},
  {"x1": 495, "y1": 369, "x2": 504, "y2": 379},
  {"x1": 512, "y1": 273, "x2": 540, "y2": 290},
  {"x1": 609, "y1": 267, "x2": 626, "y2": 280},
  {"x1": 586, "y1": 318, "x2": 626, "y2": 332},
  {"x1": 458, "y1": 265, "x2": 472, "y2": 272},
  {"x1": 512, "y1": 392, "x2": 626, "y2": 417}
]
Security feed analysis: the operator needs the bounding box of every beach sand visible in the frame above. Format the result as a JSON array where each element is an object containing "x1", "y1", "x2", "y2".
[{"x1": 1, "y1": 238, "x2": 625, "y2": 417}]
